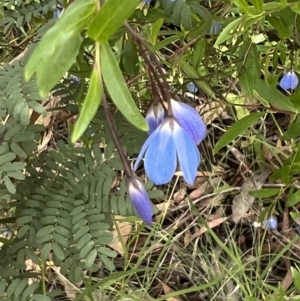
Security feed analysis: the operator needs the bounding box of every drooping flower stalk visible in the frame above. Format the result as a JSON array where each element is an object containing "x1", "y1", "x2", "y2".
[{"x1": 102, "y1": 94, "x2": 153, "y2": 225}]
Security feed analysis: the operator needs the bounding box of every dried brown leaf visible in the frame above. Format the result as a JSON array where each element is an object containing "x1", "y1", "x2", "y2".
[
  {"x1": 189, "y1": 182, "x2": 208, "y2": 199},
  {"x1": 109, "y1": 217, "x2": 132, "y2": 255},
  {"x1": 161, "y1": 282, "x2": 183, "y2": 301},
  {"x1": 173, "y1": 188, "x2": 186, "y2": 204},
  {"x1": 232, "y1": 170, "x2": 270, "y2": 223}
]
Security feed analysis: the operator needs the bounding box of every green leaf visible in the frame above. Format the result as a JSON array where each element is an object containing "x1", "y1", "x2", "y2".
[
  {"x1": 254, "y1": 79, "x2": 298, "y2": 113},
  {"x1": 36, "y1": 225, "x2": 55, "y2": 239},
  {"x1": 193, "y1": 40, "x2": 206, "y2": 69},
  {"x1": 121, "y1": 36, "x2": 139, "y2": 76},
  {"x1": 25, "y1": 30, "x2": 82, "y2": 97},
  {"x1": 249, "y1": 188, "x2": 281, "y2": 198},
  {"x1": 291, "y1": 267, "x2": 300, "y2": 292},
  {"x1": 101, "y1": 42, "x2": 148, "y2": 131},
  {"x1": 0, "y1": 152, "x2": 16, "y2": 165},
  {"x1": 291, "y1": 2, "x2": 300, "y2": 15},
  {"x1": 41, "y1": 243, "x2": 52, "y2": 261},
  {"x1": 172, "y1": 0, "x2": 184, "y2": 26},
  {"x1": 181, "y1": 3, "x2": 192, "y2": 31},
  {"x1": 214, "y1": 112, "x2": 265, "y2": 154},
  {"x1": 71, "y1": 67, "x2": 102, "y2": 143},
  {"x1": 151, "y1": 18, "x2": 164, "y2": 45},
  {"x1": 283, "y1": 119, "x2": 300, "y2": 140},
  {"x1": 25, "y1": 0, "x2": 96, "y2": 97},
  {"x1": 3, "y1": 175, "x2": 16, "y2": 194},
  {"x1": 214, "y1": 18, "x2": 242, "y2": 46},
  {"x1": 267, "y1": 16, "x2": 291, "y2": 38},
  {"x1": 286, "y1": 190, "x2": 300, "y2": 207},
  {"x1": 10, "y1": 143, "x2": 27, "y2": 160},
  {"x1": 52, "y1": 242, "x2": 65, "y2": 262},
  {"x1": 179, "y1": 58, "x2": 215, "y2": 97},
  {"x1": 79, "y1": 241, "x2": 94, "y2": 259},
  {"x1": 32, "y1": 294, "x2": 51, "y2": 301},
  {"x1": 248, "y1": 0, "x2": 263, "y2": 12},
  {"x1": 190, "y1": 3, "x2": 212, "y2": 22},
  {"x1": 85, "y1": 249, "x2": 97, "y2": 268},
  {"x1": 88, "y1": 0, "x2": 140, "y2": 42}
]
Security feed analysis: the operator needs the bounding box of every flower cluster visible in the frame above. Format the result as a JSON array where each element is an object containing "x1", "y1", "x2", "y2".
[
  {"x1": 134, "y1": 99, "x2": 207, "y2": 185},
  {"x1": 279, "y1": 70, "x2": 298, "y2": 90}
]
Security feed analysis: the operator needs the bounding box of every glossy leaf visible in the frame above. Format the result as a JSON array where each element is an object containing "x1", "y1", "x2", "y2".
[
  {"x1": 88, "y1": 0, "x2": 140, "y2": 42},
  {"x1": 214, "y1": 112, "x2": 265, "y2": 153},
  {"x1": 71, "y1": 67, "x2": 102, "y2": 143},
  {"x1": 101, "y1": 42, "x2": 148, "y2": 131}
]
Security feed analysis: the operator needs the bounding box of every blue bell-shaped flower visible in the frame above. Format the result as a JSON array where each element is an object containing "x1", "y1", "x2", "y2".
[
  {"x1": 279, "y1": 71, "x2": 298, "y2": 90},
  {"x1": 134, "y1": 117, "x2": 200, "y2": 185},
  {"x1": 126, "y1": 176, "x2": 153, "y2": 225}
]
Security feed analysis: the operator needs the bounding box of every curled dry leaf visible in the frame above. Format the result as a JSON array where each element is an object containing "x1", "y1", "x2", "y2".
[{"x1": 231, "y1": 170, "x2": 270, "y2": 223}]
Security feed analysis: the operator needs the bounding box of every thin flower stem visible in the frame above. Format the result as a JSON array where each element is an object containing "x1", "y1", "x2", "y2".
[
  {"x1": 124, "y1": 22, "x2": 173, "y2": 117},
  {"x1": 102, "y1": 94, "x2": 133, "y2": 178}
]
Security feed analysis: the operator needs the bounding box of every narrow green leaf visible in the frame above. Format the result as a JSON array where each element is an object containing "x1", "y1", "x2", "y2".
[
  {"x1": 7, "y1": 171, "x2": 25, "y2": 180},
  {"x1": 101, "y1": 42, "x2": 148, "y2": 131},
  {"x1": 32, "y1": 295, "x2": 51, "y2": 301},
  {"x1": 291, "y1": 267, "x2": 300, "y2": 292},
  {"x1": 52, "y1": 242, "x2": 65, "y2": 262},
  {"x1": 88, "y1": 0, "x2": 140, "y2": 42},
  {"x1": 283, "y1": 119, "x2": 300, "y2": 140},
  {"x1": 193, "y1": 40, "x2": 206, "y2": 68},
  {"x1": 254, "y1": 79, "x2": 298, "y2": 113},
  {"x1": 286, "y1": 190, "x2": 300, "y2": 207},
  {"x1": 71, "y1": 68, "x2": 102, "y2": 143},
  {"x1": 249, "y1": 0, "x2": 263, "y2": 12},
  {"x1": 231, "y1": 0, "x2": 250, "y2": 13},
  {"x1": 36, "y1": 225, "x2": 55, "y2": 239},
  {"x1": 25, "y1": 0, "x2": 95, "y2": 97},
  {"x1": 25, "y1": 30, "x2": 82, "y2": 97},
  {"x1": 3, "y1": 175, "x2": 16, "y2": 194},
  {"x1": 85, "y1": 249, "x2": 97, "y2": 268},
  {"x1": 172, "y1": 0, "x2": 184, "y2": 26},
  {"x1": 41, "y1": 243, "x2": 52, "y2": 261},
  {"x1": 0, "y1": 152, "x2": 16, "y2": 165},
  {"x1": 214, "y1": 18, "x2": 242, "y2": 46},
  {"x1": 79, "y1": 241, "x2": 94, "y2": 259},
  {"x1": 249, "y1": 188, "x2": 281, "y2": 198},
  {"x1": 214, "y1": 112, "x2": 265, "y2": 154},
  {"x1": 181, "y1": 3, "x2": 192, "y2": 30},
  {"x1": 151, "y1": 18, "x2": 164, "y2": 45}
]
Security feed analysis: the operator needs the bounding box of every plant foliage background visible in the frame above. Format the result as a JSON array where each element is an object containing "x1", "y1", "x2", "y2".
[{"x1": 1, "y1": 0, "x2": 300, "y2": 300}]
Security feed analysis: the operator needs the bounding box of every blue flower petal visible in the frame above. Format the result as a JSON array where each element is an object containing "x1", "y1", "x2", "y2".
[
  {"x1": 134, "y1": 129, "x2": 160, "y2": 171},
  {"x1": 290, "y1": 71, "x2": 299, "y2": 90},
  {"x1": 146, "y1": 111, "x2": 157, "y2": 135},
  {"x1": 126, "y1": 177, "x2": 152, "y2": 225},
  {"x1": 264, "y1": 216, "x2": 277, "y2": 230},
  {"x1": 144, "y1": 120, "x2": 177, "y2": 185},
  {"x1": 187, "y1": 82, "x2": 198, "y2": 94},
  {"x1": 171, "y1": 99, "x2": 207, "y2": 145},
  {"x1": 146, "y1": 104, "x2": 165, "y2": 135},
  {"x1": 173, "y1": 122, "x2": 200, "y2": 185},
  {"x1": 280, "y1": 71, "x2": 299, "y2": 90}
]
